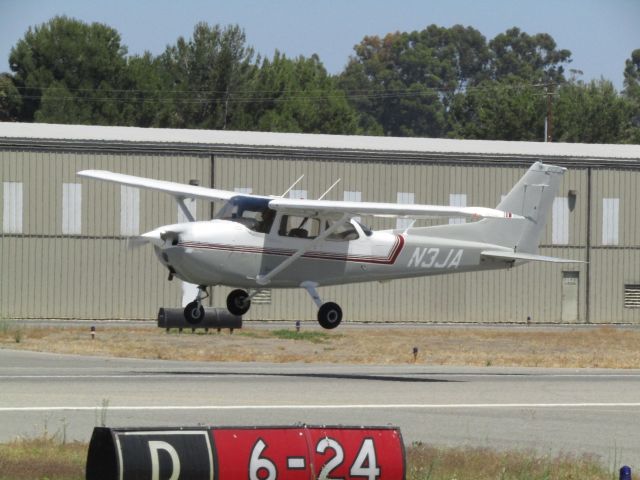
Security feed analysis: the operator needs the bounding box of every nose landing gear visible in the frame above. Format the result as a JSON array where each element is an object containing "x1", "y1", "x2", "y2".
[{"x1": 184, "y1": 285, "x2": 208, "y2": 324}]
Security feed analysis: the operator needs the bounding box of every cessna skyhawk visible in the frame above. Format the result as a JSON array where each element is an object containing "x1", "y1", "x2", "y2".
[{"x1": 78, "y1": 162, "x2": 579, "y2": 329}]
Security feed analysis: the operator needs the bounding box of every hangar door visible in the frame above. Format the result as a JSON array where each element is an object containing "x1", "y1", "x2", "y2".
[{"x1": 561, "y1": 271, "x2": 580, "y2": 323}]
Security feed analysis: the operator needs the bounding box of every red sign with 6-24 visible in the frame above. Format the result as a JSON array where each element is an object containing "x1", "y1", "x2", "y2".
[{"x1": 212, "y1": 426, "x2": 405, "y2": 480}]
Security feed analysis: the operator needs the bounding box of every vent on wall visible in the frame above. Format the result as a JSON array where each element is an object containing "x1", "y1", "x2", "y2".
[
  {"x1": 624, "y1": 285, "x2": 640, "y2": 308},
  {"x1": 252, "y1": 289, "x2": 272, "y2": 305}
]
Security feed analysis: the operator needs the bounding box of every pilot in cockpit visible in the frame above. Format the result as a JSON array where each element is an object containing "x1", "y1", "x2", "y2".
[{"x1": 255, "y1": 208, "x2": 276, "y2": 233}]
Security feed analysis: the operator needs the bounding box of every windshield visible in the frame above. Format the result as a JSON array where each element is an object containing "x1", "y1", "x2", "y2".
[
  {"x1": 216, "y1": 196, "x2": 276, "y2": 233},
  {"x1": 355, "y1": 220, "x2": 373, "y2": 236}
]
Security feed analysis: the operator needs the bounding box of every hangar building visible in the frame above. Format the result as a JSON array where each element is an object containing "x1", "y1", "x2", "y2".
[{"x1": 1, "y1": 122, "x2": 639, "y2": 324}]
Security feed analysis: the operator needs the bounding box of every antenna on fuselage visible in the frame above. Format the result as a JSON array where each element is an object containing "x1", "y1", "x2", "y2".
[
  {"x1": 296, "y1": 179, "x2": 341, "y2": 230},
  {"x1": 317, "y1": 179, "x2": 341, "y2": 200},
  {"x1": 280, "y1": 175, "x2": 305, "y2": 198}
]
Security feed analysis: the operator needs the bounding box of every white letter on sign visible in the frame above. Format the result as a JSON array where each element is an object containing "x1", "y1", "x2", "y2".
[{"x1": 148, "y1": 441, "x2": 181, "y2": 480}]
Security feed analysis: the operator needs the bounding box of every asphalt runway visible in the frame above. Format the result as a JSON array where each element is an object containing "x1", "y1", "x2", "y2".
[{"x1": 1, "y1": 348, "x2": 640, "y2": 466}]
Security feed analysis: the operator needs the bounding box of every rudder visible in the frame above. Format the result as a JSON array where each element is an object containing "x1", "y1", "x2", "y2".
[{"x1": 495, "y1": 162, "x2": 565, "y2": 253}]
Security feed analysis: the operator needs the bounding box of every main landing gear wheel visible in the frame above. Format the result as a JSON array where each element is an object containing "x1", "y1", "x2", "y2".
[
  {"x1": 317, "y1": 302, "x2": 342, "y2": 329},
  {"x1": 184, "y1": 301, "x2": 205, "y2": 325},
  {"x1": 227, "y1": 289, "x2": 251, "y2": 316}
]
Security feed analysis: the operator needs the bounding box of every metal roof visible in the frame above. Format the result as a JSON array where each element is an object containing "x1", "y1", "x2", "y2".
[{"x1": 0, "y1": 122, "x2": 639, "y2": 161}]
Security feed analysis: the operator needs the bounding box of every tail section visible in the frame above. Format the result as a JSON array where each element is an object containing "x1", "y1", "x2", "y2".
[
  {"x1": 412, "y1": 162, "x2": 565, "y2": 255},
  {"x1": 494, "y1": 161, "x2": 565, "y2": 253}
]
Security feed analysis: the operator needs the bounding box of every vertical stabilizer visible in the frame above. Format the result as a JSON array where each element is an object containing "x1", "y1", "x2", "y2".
[{"x1": 495, "y1": 162, "x2": 565, "y2": 253}]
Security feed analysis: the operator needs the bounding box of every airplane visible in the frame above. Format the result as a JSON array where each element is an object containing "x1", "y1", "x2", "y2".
[{"x1": 78, "y1": 161, "x2": 581, "y2": 329}]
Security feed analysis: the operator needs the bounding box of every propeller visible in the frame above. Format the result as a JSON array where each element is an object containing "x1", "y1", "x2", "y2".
[
  {"x1": 126, "y1": 236, "x2": 152, "y2": 250},
  {"x1": 126, "y1": 228, "x2": 180, "y2": 249}
]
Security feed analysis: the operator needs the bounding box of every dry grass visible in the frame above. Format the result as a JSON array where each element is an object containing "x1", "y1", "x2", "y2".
[
  {"x1": 406, "y1": 443, "x2": 612, "y2": 480},
  {"x1": 0, "y1": 437, "x2": 613, "y2": 480},
  {"x1": 0, "y1": 436, "x2": 86, "y2": 480},
  {"x1": 2, "y1": 323, "x2": 640, "y2": 368}
]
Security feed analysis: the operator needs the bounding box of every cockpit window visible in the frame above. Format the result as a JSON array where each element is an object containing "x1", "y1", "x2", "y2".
[
  {"x1": 216, "y1": 196, "x2": 275, "y2": 233},
  {"x1": 325, "y1": 220, "x2": 360, "y2": 241},
  {"x1": 279, "y1": 215, "x2": 321, "y2": 239},
  {"x1": 355, "y1": 220, "x2": 373, "y2": 237},
  {"x1": 278, "y1": 215, "x2": 320, "y2": 238}
]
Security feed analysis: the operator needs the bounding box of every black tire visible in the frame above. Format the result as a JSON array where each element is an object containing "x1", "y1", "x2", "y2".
[
  {"x1": 227, "y1": 289, "x2": 251, "y2": 316},
  {"x1": 184, "y1": 301, "x2": 205, "y2": 325},
  {"x1": 317, "y1": 302, "x2": 342, "y2": 329}
]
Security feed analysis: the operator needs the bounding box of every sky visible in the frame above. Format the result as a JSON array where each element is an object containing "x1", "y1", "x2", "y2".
[{"x1": 1, "y1": 0, "x2": 638, "y2": 90}]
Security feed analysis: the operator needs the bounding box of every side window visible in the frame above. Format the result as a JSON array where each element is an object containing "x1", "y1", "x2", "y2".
[
  {"x1": 253, "y1": 208, "x2": 276, "y2": 233},
  {"x1": 279, "y1": 215, "x2": 320, "y2": 239},
  {"x1": 326, "y1": 221, "x2": 360, "y2": 241}
]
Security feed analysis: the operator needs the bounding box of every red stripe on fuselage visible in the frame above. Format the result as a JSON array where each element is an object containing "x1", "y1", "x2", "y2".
[{"x1": 178, "y1": 234, "x2": 405, "y2": 266}]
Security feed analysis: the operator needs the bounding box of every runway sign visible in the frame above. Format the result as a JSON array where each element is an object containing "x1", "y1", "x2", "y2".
[{"x1": 86, "y1": 425, "x2": 405, "y2": 480}]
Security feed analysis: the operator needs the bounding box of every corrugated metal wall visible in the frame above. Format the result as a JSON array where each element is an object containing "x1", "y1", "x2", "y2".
[
  {"x1": 1, "y1": 146, "x2": 639, "y2": 323},
  {"x1": 589, "y1": 169, "x2": 640, "y2": 323},
  {"x1": 1, "y1": 149, "x2": 210, "y2": 318}
]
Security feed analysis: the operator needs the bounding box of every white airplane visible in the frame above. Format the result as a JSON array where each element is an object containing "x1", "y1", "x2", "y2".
[{"x1": 78, "y1": 162, "x2": 580, "y2": 329}]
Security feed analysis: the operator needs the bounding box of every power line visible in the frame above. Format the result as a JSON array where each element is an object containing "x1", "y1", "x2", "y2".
[{"x1": 8, "y1": 81, "x2": 552, "y2": 105}]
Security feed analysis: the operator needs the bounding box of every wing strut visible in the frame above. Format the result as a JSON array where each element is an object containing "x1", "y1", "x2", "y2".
[
  {"x1": 256, "y1": 213, "x2": 350, "y2": 286},
  {"x1": 175, "y1": 196, "x2": 195, "y2": 222}
]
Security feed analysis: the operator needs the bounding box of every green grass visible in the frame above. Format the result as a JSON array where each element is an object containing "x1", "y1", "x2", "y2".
[
  {"x1": 0, "y1": 437, "x2": 616, "y2": 480},
  {"x1": 270, "y1": 328, "x2": 338, "y2": 343}
]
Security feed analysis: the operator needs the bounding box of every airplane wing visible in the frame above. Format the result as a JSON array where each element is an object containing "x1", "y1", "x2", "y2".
[
  {"x1": 268, "y1": 198, "x2": 523, "y2": 220},
  {"x1": 78, "y1": 170, "x2": 521, "y2": 221},
  {"x1": 481, "y1": 250, "x2": 586, "y2": 263},
  {"x1": 77, "y1": 170, "x2": 242, "y2": 202}
]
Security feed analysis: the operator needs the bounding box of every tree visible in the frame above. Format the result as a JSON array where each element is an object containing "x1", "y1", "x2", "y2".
[
  {"x1": 488, "y1": 27, "x2": 572, "y2": 84},
  {"x1": 157, "y1": 23, "x2": 256, "y2": 129},
  {"x1": 0, "y1": 74, "x2": 21, "y2": 121},
  {"x1": 622, "y1": 49, "x2": 640, "y2": 143},
  {"x1": 446, "y1": 27, "x2": 573, "y2": 140},
  {"x1": 34, "y1": 81, "x2": 88, "y2": 123},
  {"x1": 449, "y1": 78, "x2": 545, "y2": 140},
  {"x1": 339, "y1": 25, "x2": 572, "y2": 138},
  {"x1": 554, "y1": 79, "x2": 628, "y2": 143},
  {"x1": 119, "y1": 52, "x2": 174, "y2": 128},
  {"x1": 242, "y1": 51, "x2": 360, "y2": 134},
  {"x1": 341, "y1": 25, "x2": 496, "y2": 137},
  {"x1": 9, "y1": 16, "x2": 129, "y2": 124},
  {"x1": 340, "y1": 25, "x2": 492, "y2": 137},
  {"x1": 623, "y1": 49, "x2": 640, "y2": 98}
]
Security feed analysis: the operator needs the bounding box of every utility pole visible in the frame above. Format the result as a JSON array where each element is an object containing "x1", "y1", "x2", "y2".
[{"x1": 545, "y1": 84, "x2": 555, "y2": 142}]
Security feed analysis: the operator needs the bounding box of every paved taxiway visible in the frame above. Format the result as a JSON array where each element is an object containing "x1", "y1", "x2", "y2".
[{"x1": 1, "y1": 349, "x2": 640, "y2": 465}]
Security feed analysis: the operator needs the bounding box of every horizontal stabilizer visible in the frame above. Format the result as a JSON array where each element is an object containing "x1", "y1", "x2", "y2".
[{"x1": 481, "y1": 250, "x2": 586, "y2": 263}]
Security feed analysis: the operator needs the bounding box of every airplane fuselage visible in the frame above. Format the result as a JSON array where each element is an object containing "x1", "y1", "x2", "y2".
[{"x1": 153, "y1": 219, "x2": 511, "y2": 289}]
